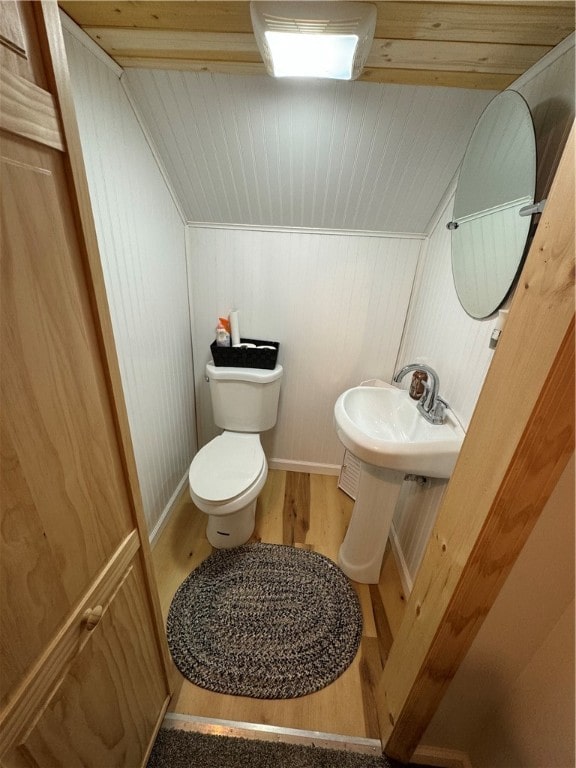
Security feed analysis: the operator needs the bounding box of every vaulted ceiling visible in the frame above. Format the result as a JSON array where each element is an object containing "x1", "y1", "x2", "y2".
[
  {"x1": 60, "y1": 4, "x2": 574, "y2": 233},
  {"x1": 121, "y1": 66, "x2": 496, "y2": 231},
  {"x1": 59, "y1": 1, "x2": 575, "y2": 91}
]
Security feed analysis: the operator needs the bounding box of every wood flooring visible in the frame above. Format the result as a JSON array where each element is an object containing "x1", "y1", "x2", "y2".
[{"x1": 152, "y1": 470, "x2": 407, "y2": 739}]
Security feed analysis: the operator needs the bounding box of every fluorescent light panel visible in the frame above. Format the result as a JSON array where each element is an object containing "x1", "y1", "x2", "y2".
[
  {"x1": 251, "y1": 3, "x2": 377, "y2": 81},
  {"x1": 265, "y1": 31, "x2": 359, "y2": 79}
]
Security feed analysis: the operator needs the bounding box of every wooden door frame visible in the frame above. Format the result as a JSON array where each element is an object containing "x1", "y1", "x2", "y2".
[
  {"x1": 34, "y1": 3, "x2": 574, "y2": 757},
  {"x1": 36, "y1": 1, "x2": 174, "y2": 687},
  {"x1": 378, "y1": 124, "x2": 575, "y2": 760}
]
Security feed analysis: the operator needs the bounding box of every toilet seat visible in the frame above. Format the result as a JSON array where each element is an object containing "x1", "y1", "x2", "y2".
[{"x1": 189, "y1": 432, "x2": 267, "y2": 515}]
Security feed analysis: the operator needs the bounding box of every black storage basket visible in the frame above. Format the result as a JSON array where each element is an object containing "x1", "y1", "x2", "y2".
[{"x1": 210, "y1": 338, "x2": 279, "y2": 370}]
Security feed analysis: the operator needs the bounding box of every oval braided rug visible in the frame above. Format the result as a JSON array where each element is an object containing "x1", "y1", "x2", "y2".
[{"x1": 166, "y1": 543, "x2": 362, "y2": 699}]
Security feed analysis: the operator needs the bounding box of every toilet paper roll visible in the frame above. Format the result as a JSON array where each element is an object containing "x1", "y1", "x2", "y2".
[{"x1": 229, "y1": 310, "x2": 240, "y2": 346}]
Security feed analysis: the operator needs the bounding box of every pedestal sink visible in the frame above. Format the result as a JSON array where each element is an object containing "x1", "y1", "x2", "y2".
[{"x1": 334, "y1": 382, "x2": 465, "y2": 583}]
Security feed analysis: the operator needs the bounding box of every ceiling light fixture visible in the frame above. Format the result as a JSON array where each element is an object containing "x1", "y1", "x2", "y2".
[{"x1": 250, "y1": 2, "x2": 377, "y2": 81}]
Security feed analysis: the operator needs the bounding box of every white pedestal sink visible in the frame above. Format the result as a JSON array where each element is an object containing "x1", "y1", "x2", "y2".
[
  {"x1": 338, "y1": 463, "x2": 405, "y2": 583},
  {"x1": 334, "y1": 382, "x2": 465, "y2": 584}
]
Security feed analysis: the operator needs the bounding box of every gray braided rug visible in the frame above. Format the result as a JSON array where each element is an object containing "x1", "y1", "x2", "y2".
[{"x1": 166, "y1": 543, "x2": 362, "y2": 698}]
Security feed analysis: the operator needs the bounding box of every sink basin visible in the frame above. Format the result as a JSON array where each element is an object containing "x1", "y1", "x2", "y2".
[{"x1": 334, "y1": 383, "x2": 465, "y2": 479}]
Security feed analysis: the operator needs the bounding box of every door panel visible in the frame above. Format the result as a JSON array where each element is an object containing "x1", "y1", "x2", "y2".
[
  {"x1": 0, "y1": 421, "x2": 71, "y2": 707},
  {"x1": 0, "y1": 4, "x2": 170, "y2": 763},
  {"x1": 0, "y1": 132, "x2": 137, "y2": 700},
  {"x1": 4, "y1": 558, "x2": 168, "y2": 768},
  {"x1": 0, "y1": 1, "x2": 48, "y2": 88}
]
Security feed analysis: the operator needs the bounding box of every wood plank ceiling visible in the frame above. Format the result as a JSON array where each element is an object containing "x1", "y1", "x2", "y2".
[{"x1": 59, "y1": 1, "x2": 575, "y2": 90}]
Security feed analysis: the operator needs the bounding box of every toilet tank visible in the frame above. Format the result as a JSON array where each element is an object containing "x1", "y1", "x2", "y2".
[{"x1": 206, "y1": 362, "x2": 283, "y2": 432}]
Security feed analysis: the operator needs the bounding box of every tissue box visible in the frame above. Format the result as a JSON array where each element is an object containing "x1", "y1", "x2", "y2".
[{"x1": 210, "y1": 338, "x2": 280, "y2": 369}]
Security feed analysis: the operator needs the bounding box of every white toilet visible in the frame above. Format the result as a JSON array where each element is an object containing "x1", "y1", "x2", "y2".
[{"x1": 188, "y1": 361, "x2": 283, "y2": 548}]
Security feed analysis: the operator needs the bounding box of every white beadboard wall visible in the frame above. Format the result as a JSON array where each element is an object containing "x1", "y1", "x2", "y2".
[
  {"x1": 390, "y1": 36, "x2": 575, "y2": 590},
  {"x1": 397, "y1": 190, "x2": 495, "y2": 431},
  {"x1": 390, "y1": 477, "x2": 447, "y2": 593},
  {"x1": 187, "y1": 226, "x2": 424, "y2": 470},
  {"x1": 124, "y1": 68, "x2": 493, "y2": 234},
  {"x1": 516, "y1": 34, "x2": 576, "y2": 204},
  {"x1": 63, "y1": 26, "x2": 197, "y2": 534}
]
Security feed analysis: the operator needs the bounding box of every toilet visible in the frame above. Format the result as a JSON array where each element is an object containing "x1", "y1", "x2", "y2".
[{"x1": 188, "y1": 361, "x2": 283, "y2": 548}]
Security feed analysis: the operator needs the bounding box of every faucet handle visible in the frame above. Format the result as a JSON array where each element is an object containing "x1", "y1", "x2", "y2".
[{"x1": 430, "y1": 396, "x2": 449, "y2": 425}]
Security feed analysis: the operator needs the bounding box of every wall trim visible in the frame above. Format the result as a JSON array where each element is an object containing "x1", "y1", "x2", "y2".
[
  {"x1": 59, "y1": 10, "x2": 123, "y2": 77},
  {"x1": 412, "y1": 745, "x2": 473, "y2": 768},
  {"x1": 424, "y1": 172, "x2": 458, "y2": 236},
  {"x1": 120, "y1": 74, "x2": 188, "y2": 225},
  {"x1": 268, "y1": 459, "x2": 341, "y2": 476},
  {"x1": 389, "y1": 522, "x2": 414, "y2": 595},
  {"x1": 186, "y1": 221, "x2": 427, "y2": 240},
  {"x1": 393, "y1": 237, "x2": 429, "y2": 372},
  {"x1": 60, "y1": 10, "x2": 188, "y2": 227},
  {"x1": 149, "y1": 470, "x2": 189, "y2": 547},
  {"x1": 510, "y1": 32, "x2": 575, "y2": 92}
]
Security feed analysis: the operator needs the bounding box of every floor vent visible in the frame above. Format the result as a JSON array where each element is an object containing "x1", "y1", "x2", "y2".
[{"x1": 338, "y1": 450, "x2": 361, "y2": 500}]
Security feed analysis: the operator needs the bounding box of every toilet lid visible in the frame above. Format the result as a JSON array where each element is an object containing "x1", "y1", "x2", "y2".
[{"x1": 189, "y1": 432, "x2": 265, "y2": 503}]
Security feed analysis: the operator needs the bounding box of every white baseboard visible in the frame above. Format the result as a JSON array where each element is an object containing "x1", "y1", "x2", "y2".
[
  {"x1": 149, "y1": 470, "x2": 189, "y2": 547},
  {"x1": 268, "y1": 459, "x2": 341, "y2": 476},
  {"x1": 412, "y1": 745, "x2": 473, "y2": 768},
  {"x1": 388, "y1": 522, "x2": 414, "y2": 595}
]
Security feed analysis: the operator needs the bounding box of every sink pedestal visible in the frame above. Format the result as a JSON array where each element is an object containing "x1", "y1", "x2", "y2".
[
  {"x1": 338, "y1": 463, "x2": 404, "y2": 584},
  {"x1": 333, "y1": 382, "x2": 464, "y2": 582}
]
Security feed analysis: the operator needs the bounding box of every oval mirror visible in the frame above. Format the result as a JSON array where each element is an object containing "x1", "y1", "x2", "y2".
[{"x1": 451, "y1": 90, "x2": 536, "y2": 319}]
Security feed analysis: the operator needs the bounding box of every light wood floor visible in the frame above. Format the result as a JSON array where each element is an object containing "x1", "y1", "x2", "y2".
[{"x1": 152, "y1": 470, "x2": 407, "y2": 739}]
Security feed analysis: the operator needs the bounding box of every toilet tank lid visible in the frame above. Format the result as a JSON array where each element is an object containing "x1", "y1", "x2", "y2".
[{"x1": 206, "y1": 362, "x2": 283, "y2": 383}]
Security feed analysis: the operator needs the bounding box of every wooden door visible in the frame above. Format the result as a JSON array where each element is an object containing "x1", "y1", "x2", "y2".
[
  {"x1": 2, "y1": 560, "x2": 167, "y2": 768},
  {"x1": 0, "y1": 2, "x2": 171, "y2": 764}
]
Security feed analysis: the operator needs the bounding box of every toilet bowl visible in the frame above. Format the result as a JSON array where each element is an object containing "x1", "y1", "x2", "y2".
[
  {"x1": 188, "y1": 361, "x2": 283, "y2": 548},
  {"x1": 189, "y1": 432, "x2": 268, "y2": 548}
]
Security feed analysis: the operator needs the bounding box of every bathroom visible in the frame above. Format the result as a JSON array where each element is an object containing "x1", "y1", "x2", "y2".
[{"x1": 55, "y1": 5, "x2": 574, "y2": 766}]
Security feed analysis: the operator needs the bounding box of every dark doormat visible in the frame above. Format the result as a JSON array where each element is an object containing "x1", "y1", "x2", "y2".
[
  {"x1": 166, "y1": 543, "x2": 363, "y2": 698},
  {"x1": 146, "y1": 729, "x2": 416, "y2": 768}
]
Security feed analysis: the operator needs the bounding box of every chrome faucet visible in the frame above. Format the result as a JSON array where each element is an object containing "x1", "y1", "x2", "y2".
[{"x1": 393, "y1": 363, "x2": 448, "y2": 425}]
